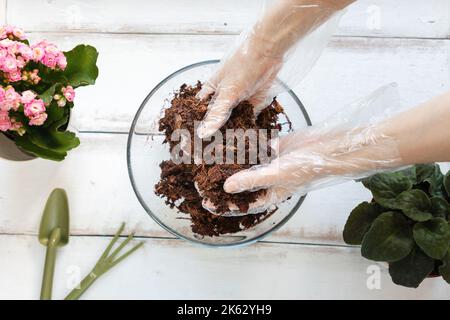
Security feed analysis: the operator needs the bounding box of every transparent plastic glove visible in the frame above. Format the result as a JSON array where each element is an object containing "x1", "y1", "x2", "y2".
[
  {"x1": 197, "y1": 0, "x2": 347, "y2": 139},
  {"x1": 203, "y1": 83, "x2": 408, "y2": 216}
]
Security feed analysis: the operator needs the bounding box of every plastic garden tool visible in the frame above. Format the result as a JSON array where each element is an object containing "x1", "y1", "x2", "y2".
[
  {"x1": 65, "y1": 223, "x2": 143, "y2": 300},
  {"x1": 39, "y1": 188, "x2": 70, "y2": 300}
]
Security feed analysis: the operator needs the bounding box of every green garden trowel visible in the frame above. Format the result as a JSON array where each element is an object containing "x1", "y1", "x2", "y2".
[{"x1": 38, "y1": 188, "x2": 70, "y2": 300}]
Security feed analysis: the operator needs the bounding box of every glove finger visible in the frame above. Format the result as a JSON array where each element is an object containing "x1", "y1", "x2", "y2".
[
  {"x1": 223, "y1": 162, "x2": 282, "y2": 194},
  {"x1": 197, "y1": 86, "x2": 239, "y2": 139},
  {"x1": 196, "y1": 81, "x2": 216, "y2": 100},
  {"x1": 202, "y1": 186, "x2": 293, "y2": 216}
]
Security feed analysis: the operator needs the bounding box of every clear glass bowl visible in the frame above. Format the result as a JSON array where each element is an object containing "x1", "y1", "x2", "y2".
[{"x1": 127, "y1": 60, "x2": 311, "y2": 247}]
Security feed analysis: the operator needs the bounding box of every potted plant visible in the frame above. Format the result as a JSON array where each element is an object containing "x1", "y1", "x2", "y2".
[
  {"x1": 0, "y1": 25, "x2": 98, "y2": 161},
  {"x1": 343, "y1": 163, "x2": 450, "y2": 288}
]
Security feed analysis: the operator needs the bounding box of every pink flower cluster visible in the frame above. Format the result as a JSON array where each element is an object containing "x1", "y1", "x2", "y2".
[
  {"x1": 0, "y1": 85, "x2": 48, "y2": 132},
  {"x1": 0, "y1": 25, "x2": 67, "y2": 83},
  {"x1": 54, "y1": 85, "x2": 76, "y2": 107}
]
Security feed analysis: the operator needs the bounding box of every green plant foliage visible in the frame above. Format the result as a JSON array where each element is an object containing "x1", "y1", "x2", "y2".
[
  {"x1": 439, "y1": 249, "x2": 450, "y2": 284},
  {"x1": 445, "y1": 172, "x2": 450, "y2": 197},
  {"x1": 61, "y1": 45, "x2": 99, "y2": 88},
  {"x1": 413, "y1": 218, "x2": 450, "y2": 259},
  {"x1": 363, "y1": 171, "x2": 413, "y2": 208},
  {"x1": 430, "y1": 197, "x2": 450, "y2": 219},
  {"x1": 416, "y1": 164, "x2": 446, "y2": 197},
  {"x1": 5, "y1": 44, "x2": 98, "y2": 161},
  {"x1": 343, "y1": 202, "x2": 384, "y2": 245},
  {"x1": 345, "y1": 164, "x2": 450, "y2": 288},
  {"x1": 393, "y1": 189, "x2": 432, "y2": 222},
  {"x1": 388, "y1": 246, "x2": 435, "y2": 288},
  {"x1": 361, "y1": 211, "x2": 414, "y2": 262}
]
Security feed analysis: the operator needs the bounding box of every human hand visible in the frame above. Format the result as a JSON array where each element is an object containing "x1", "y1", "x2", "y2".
[
  {"x1": 202, "y1": 83, "x2": 407, "y2": 215},
  {"x1": 196, "y1": 0, "x2": 348, "y2": 139}
]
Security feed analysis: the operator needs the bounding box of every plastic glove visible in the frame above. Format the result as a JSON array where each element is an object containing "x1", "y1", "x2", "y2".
[
  {"x1": 201, "y1": 83, "x2": 405, "y2": 215},
  {"x1": 197, "y1": 0, "x2": 352, "y2": 139},
  {"x1": 211, "y1": 84, "x2": 450, "y2": 215}
]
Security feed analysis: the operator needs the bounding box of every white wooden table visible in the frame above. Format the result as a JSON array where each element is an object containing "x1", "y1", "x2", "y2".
[{"x1": 1, "y1": 0, "x2": 449, "y2": 299}]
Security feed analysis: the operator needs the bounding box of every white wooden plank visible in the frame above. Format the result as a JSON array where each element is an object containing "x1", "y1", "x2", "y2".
[
  {"x1": 19, "y1": 33, "x2": 449, "y2": 133},
  {"x1": 1, "y1": 235, "x2": 449, "y2": 299},
  {"x1": 1, "y1": 133, "x2": 449, "y2": 245},
  {"x1": 0, "y1": 0, "x2": 6, "y2": 25},
  {"x1": 6, "y1": 0, "x2": 450, "y2": 38}
]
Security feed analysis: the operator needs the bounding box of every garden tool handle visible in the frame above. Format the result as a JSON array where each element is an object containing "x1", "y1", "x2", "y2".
[{"x1": 40, "y1": 228, "x2": 61, "y2": 300}]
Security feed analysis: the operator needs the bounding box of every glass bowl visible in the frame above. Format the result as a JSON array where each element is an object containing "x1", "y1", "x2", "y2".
[{"x1": 127, "y1": 60, "x2": 311, "y2": 247}]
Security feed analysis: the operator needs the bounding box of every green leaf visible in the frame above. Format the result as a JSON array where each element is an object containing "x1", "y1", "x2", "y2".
[
  {"x1": 416, "y1": 164, "x2": 438, "y2": 183},
  {"x1": 445, "y1": 171, "x2": 450, "y2": 197},
  {"x1": 430, "y1": 197, "x2": 450, "y2": 218},
  {"x1": 43, "y1": 100, "x2": 67, "y2": 128},
  {"x1": 413, "y1": 217, "x2": 450, "y2": 259},
  {"x1": 394, "y1": 189, "x2": 433, "y2": 222},
  {"x1": 439, "y1": 248, "x2": 450, "y2": 284},
  {"x1": 416, "y1": 163, "x2": 445, "y2": 197},
  {"x1": 388, "y1": 246, "x2": 435, "y2": 288},
  {"x1": 27, "y1": 115, "x2": 79, "y2": 154},
  {"x1": 366, "y1": 172, "x2": 413, "y2": 209},
  {"x1": 343, "y1": 202, "x2": 385, "y2": 245},
  {"x1": 62, "y1": 45, "x2": 99, "y2": 88},
  {"x1": 361, "y1": 211, "x2": 414, "y2": 262},
  {"x1": 14, "y1": 135, "x2": 66, "y2": 161},
  {"x1": 39, "y1": 84, "x2": 58, "y2": 105}
]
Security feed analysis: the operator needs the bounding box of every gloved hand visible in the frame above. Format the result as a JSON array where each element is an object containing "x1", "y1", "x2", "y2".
[
  {"x1": 202, "y1": 83, "x2": 406, "y2": 215},
  {"x1": 196, "y1": 0, "x2": 350, "y2": 139},
  {"x1": 204, "y1": 84, "x2": 450, "y2": 216}
]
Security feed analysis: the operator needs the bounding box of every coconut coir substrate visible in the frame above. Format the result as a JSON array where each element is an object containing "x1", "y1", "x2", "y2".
[{"x1": 155, "y1": 82, "x2": 285, "y2": 236}]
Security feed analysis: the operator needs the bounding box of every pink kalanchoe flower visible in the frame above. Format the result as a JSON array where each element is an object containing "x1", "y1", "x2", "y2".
[
  {"x1": 29, "y1": 112, "x2": 48, "y2": 126},
  {"x1": 31, "y1": 46, "x2": 45, "y2": 61},
  {"x1": 0, "y1": 87, "x2": 5, "y2": 101},
  {"x1": 62, "y1": 86, "x2": 75, "y2": 102},
  {"x1": 12, "y1": 27, "x2": 26, "y2": 40},
  {"x1": 4, "y1": 86, "x2": 21, "y2": 110},
  {"x1": 57, "y1": 54, "x2": 67, "y2": 70},
  {"x1": 7, "y1": 69, "x2": 22, "y2": 82},
  {"x1": 18, "y1": 44, "x2": 33, "y2": 60},
  {"x1": 24, "y1": 98, "x2": 46, "y2": 117},
  {"x1": 2, "y1": 55, "x2": 17, "y2": 72},
  {"x1": 0, "y1": 38, "x2": 14, "y2": 48},
  {"x1": 42, "y1": 53, "x2": 57, "y2": 68},
  {"x1": 21, "y1": 90, "x2": 36, "y2": 104},
  {"x1": 0, "y1": 110, "x2": 11, "y2": 131}
]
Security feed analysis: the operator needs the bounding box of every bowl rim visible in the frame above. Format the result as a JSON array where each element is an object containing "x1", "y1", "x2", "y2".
[{"x1": 127, "y1": 59, "x2": 312, "y2": 247}]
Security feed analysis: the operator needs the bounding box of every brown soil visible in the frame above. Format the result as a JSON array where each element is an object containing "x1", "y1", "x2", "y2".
[{"x1": 155, "y1": 82, "x2": 286, "y2": 236}]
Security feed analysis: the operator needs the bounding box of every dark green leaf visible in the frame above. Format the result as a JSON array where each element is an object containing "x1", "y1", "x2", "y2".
[
  {"x1": 343, "y1": 202, "x2": 385, "y2": 245},
  {"x1": 417, "y1": 164, "x2": 445, "y2": 197},
  {"x1": 27, "y1": 115, "x2": 79, "y2": 155},
  {"x1": 14, "y1": 135, "x2": 66, "y2": 161},
  {"x1": 430, "y1": 197, "x2": 450, "y2": 218},
  {"x1": 413, "y1": 217, "x2": 450, "y2": 259},
  {"x1": 43, "y1": 100, "x2": 67, "y2": 128},
  {"x1": 388, "y1": 246, "x2": 435, "y2": 288},
  {"x1": 366, "y1": 172, "x2": 413, "y2": 209},
  {"x1": 416, "y1": 164, "x2": 438, "y2": 183},
  {"x1": 445, "y1": 171, "x2": 450, "y2": 197},
  {"x1": 39, "y1": 84, "x2": 58, "y2": 105},
  {"x1": 394, "y1": 189, "x2": 433, "y2": 222},
  {"x1": 62, "y1": 45, "x2": 99, "y2": 88},
  {"x1": 361, "y1": 211, "x2": 414, "y2": 262},
  {"x1": 439, "y1": 248, "x2": 450, "y2": 284}
]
